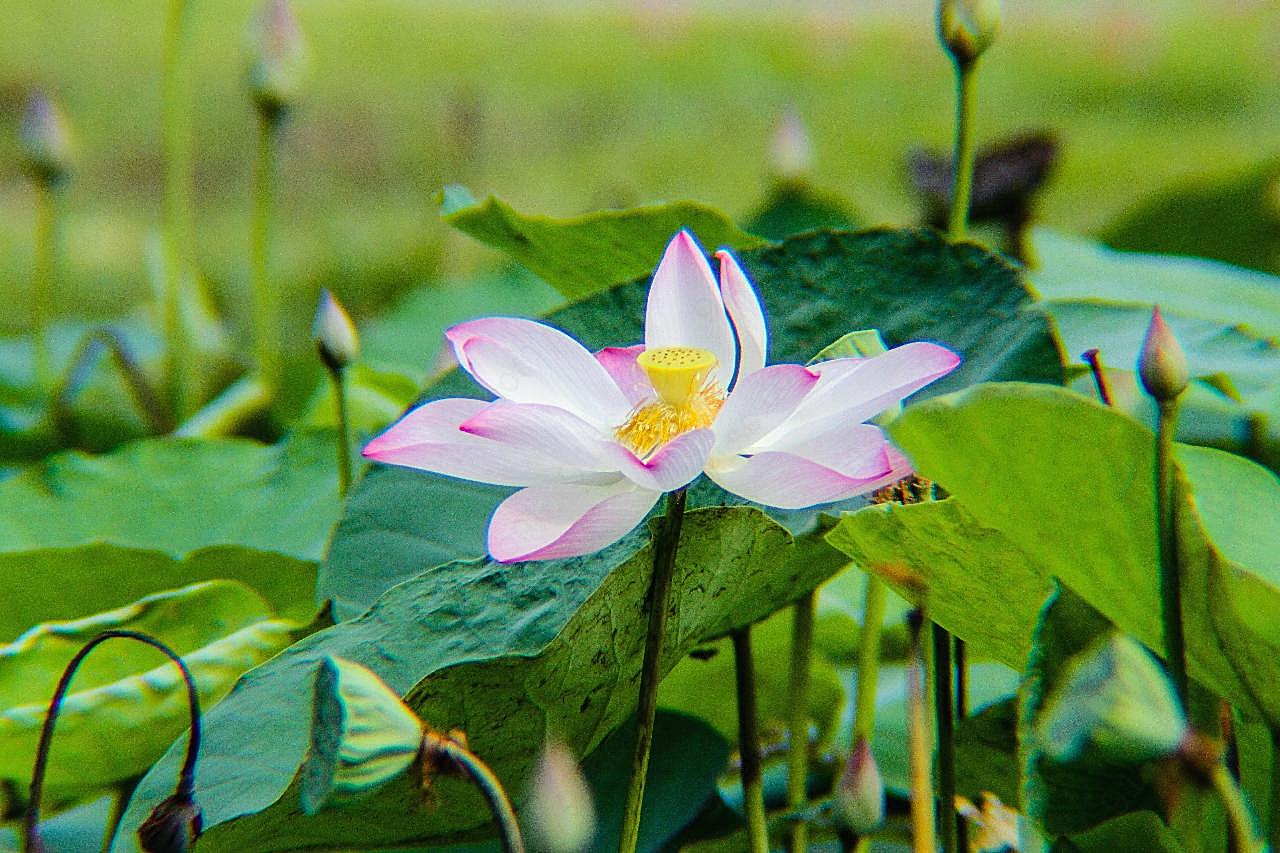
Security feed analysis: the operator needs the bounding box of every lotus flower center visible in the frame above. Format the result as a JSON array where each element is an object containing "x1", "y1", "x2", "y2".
[{"x1": 615, "y1": 346, "x2": 724, "y2": 459}]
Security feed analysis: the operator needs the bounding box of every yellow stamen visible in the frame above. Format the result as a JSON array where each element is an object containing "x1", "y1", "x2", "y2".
[{"x1": 616, "y1": 346, "x2": 724, "y2": 459}]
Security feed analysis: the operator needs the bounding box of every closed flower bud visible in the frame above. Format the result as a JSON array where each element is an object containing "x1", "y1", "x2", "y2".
[
  {"x1": 300, "y1": 656, "x2": 424, "y2": 814},
  {"x1": 937, "y1": 0, "x2": 1002, "y2": 66},
  {"x1": 769, "y1": 108, "x2": 812, "y2": 181},
  {"x1": 247, "y1": 0, "x2": 307, "y2": 116},
  {"x1": 834, "y1": 736, "x2": 885, "y2": 835},
  {"x1": 312, "y1": 289, "x2": 360, "y2": 372},
  {"x1": 1138, "y1": 306, "x2": 1188, "y2": 402},
  {"x1": 1037, "y1": 633, "x2": 1188, "y2": 765},
  {"x1": 19, "y1": 90, "x2": 72, "y2": 183},
  {"x1": 137, "y1": 791, "x2": 202, "y2": 853},
  {"x1": 527, "y1": 741, "x2": 595, "y2": 853}
]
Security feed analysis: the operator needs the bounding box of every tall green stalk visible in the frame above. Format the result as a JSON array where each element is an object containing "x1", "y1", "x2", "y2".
[
  {"x1": 906, "y1": 612, "x2": 935, "y2": 853},
  {"x1": 331, "y1": 364, "x2": 352, "y2": 497},
  {"x1": 933, "y1": 626, "x2": 958, "y2": 853},
  {"x1": 31, "y1": 179, "x2": 56, "y2": 390},
  {"x1": 251, "y1": 110, "x2": 282, "y2": 397},
  {"x1": 851, "y1": 573, "x2": 887, "y2": 853},
  {"x1": 733, "y1": 627, "x2": 768, "y2": 853},
  {"x1": 161, "y1": 0, "x2": 195, "y2": 422},
  {"x1": 1156, "y1": 399, "x2": 1187, "y2": 706},
  {"x1": 618, "y1": 487, "x2": 687, "y2": 853},
  {"x1": 946, "y1": 64, "x2": 977, "y2": 239},
  {"x1": 785, "y1": 591, "x2": 816, "y2": 853}
]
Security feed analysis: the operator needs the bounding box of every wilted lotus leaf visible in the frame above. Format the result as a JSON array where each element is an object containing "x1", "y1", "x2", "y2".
[{"x1": 300, "y1": 656, "x2": 424, "y2": 814}]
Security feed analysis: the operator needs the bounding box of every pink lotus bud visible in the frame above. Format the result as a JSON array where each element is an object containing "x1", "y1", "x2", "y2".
[
  {"x1": 19, "y1": 90, "x2": 72, "y2": 182},
  {"x1": 937, "y1": 0, "x2": 1002, "y2": 66},
  {"x1": 312, "y1": 289, "x2": 360, "y2": 371},
  {"x1": 247, "y1": 0, "x2": 307, "y2": 116},
  {"x1": 527, "y1": 741, "x2": 595, "y2": 852},
  {"x1": 770, "y1": 108, "x2": 812, "y2": 181},
  {"x1": 1138, "y1": 306, "x2": 1188, "y2": 402},
  {"x1": 834, "y1": 736, "x2": 885, "y2": 835}
]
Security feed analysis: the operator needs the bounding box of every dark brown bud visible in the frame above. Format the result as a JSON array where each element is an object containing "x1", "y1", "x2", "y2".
[{"x1": 137, "y1": 791, "x2": 202, "y2": 853}]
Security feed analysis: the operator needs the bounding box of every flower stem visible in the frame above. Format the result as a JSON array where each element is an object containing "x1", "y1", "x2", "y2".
[
  {"x1": 173, "y1": 374, "x2": 272, "y2": 437},
  {"x1": 933, "y1": 625, "x2": 958, "y2": 853},
  {"x1": 785, "y1": 590, "x2": 816, "y2": 853},
  {"x1": 330, "y1": 363, "x2": 352, "y2": 497},
  {"x1": 161, "y1": 0, "x2": 195, "y2": 422},
  {"x1": 1209, "y1": 764, "x2": 1262, "y2": 853},
  {"x1": 906, "y1": 611, "x2": 935, "y2": 853},
  {"x1": 732, "y1": 627, "x2": 768, "y2": 853},
  {"x1": 24, "y1": 630, "x2": 200, "y2": 853},
  {"x1": 50, "y1": 328, "x2": 169, "y2": 438},
  {"x1": 31, "y1": 177, "x2": 57, "y2": 391},
  {"x1": 1269, "y1": 728, "x2": 1280, "y2": 853},
  {"x1": 618, "y1": 486, "x2": 687, "y2": 853},
  {"x1": 946, "y1": 62, "x2": 977, "y2": 240},
  {"x1": 424, "y1": 731, "x2": 524, "y2": 853},
  {"x1": 1082, "y1": 349, "x2": 1115, "y2": 407},
  {"x1": 99, "y1": 777, "x2": 140, "y2": 853},
  {"x1": 850, "y1": 573, "x2": 887, "y2": 853},
  {"x1": 1156, "y1": 398, "x2": 1188, "y2": 706},
  {"x1": 251, "y1": 109, "x2": 283, "y2": 398}
]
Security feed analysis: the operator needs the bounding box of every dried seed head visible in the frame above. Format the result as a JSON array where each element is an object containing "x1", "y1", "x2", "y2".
[
  {"x1": 1138, "y1": 306, "x2": 1189, "y2": 402},
  {"x1": 137, "y1": 792, "x2": 202, "y2": 853},
  {"x1": 312, "y1": 289, "x2": 360, "y2": 372},
  {"x1": 937, "y1": 0, "x2": 1002, "y2": 66}
]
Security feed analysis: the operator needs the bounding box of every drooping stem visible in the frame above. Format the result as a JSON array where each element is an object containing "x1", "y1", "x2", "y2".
[
  {"x1": 173, "y1": 374, "x2": 272, "y2": 438},
  {"x1": 161, "y1": 0, "x2": 195, "y2": 422},
  {"x1": 618, "y1": 486, "x2": 687, "y2": 853},
  {"x1": 785, "y1": 590, "x2": 816, "y2": 853},
  {"x1": 946, "y1": 62, "x2": 977, "y2": 240},
  {"x1": 850, "y1": 573, "x2": 887, "y2": 853},
  {"x1": 906, "y1": 611, "x2": 935, "y2": 853},
  {"x1": 1156, "y1": 398, "x2": 1188, "y2": 706},
  {"x1": 1082, "y1": 349, "x2": 1115, "y2": 407},
  {"x1": 933, "y1": 625, "x2": 958, "y2": 853},
  {"x1": 732, "y1": 627, "x2": 768, "y2": 853},
  {"x1": 424, "y1": 731, "x2": 525, "y2": 853},
  {"x1": 51, "y1": 328, "x2": 168, "y2": 437},
  {"x1": 1209, "y1": 764, "x2": 1262, "y2": 853},
  {"x1": 24, "y1": 630, "x2": 200, "y2": 853},
  {"x1": 250, "y1": 109, "x2": 283, "y2": 397},
  {"x1": 331, "y1": 364, "x2": 352, "y2": 497},
  {"x1": 32, "y1": 178, "x2": 57, "y2": 391}
]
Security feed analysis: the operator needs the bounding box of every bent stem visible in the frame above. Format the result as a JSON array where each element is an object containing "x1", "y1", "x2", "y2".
[
  {"x1": 732, "y1": 627, "x2": 768, "y2": 853},
  {"x1": 251, "y1": 109, "x2": 283, "y2": 397},
  {"x1": 785, "y1": 590, "x2": 816, "y2": 853},
  {"x1": 423, "y1": 731, "x2": 525, "y2": 853},
  {"x1": 946, "y1": 61, "x2": 977, "y2": 239},
  {"x1": 162, "y1": 0, "x2": 195, "y2": 422},
  {"x1": 24, "y1": 630, "x2": 200, "y2": 853},
  {"x1": 32, "y1": 177, "x2": 57, "y2": 391},
  {"x1": 1209, "y1": 764, "x2": 1262, "y2": 853},
  {"x1": 1082, "y1": 349, "x2": 1115, "y2": 407},
  {"x1": 174, "y1": 374, "x2": 272, "y2": 437},
  {"x1": 618, "y1": 486, "x2": 688, "y2": 853},
  {"x1": 1156, "y1": 398, "x2": 1188, "y2": 706}
]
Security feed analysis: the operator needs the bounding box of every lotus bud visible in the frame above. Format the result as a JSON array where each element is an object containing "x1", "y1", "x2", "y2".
[
  {"x1": 247, "y1": 0, "x2": 307, "y2": 117},
  {"x1": 19, "y1": 90, "x2": 72, "y2": 184},
  {"x1": 1037, "y1": 633, "x2": 1188, "y2": 765},
  {"x1": 1138, "y1": 306, "x2": 1188, "y2": 403},
  {"x1": 300, "y1": 656, "x2": 424, "y2": 814},
  {"x1": 527, "y1": 741, "x2": 595, "y2": 852},
  {"x1": 769, "y1": 107, "x2": 812, "y2": 181},
  {"x1": 312, "y1": 289, "x2": 360, "y2": 372},
  {"x1": 834, "y1": 736, "x2": 885, "y2": 835},
  {"x1": 137, "y1": 791, "x2": 202, "y2": 853},
  {"x1": 937, "y1": 0, "x2": 1002, "y2": 67}
]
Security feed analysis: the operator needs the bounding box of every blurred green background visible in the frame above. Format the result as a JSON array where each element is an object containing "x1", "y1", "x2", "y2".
[{"x1": 2, "y1": 0, "x2": 1278, "y2": 336}]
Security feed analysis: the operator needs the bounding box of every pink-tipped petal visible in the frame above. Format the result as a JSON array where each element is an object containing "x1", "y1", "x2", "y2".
[
  {"x1": 446, "y1": 317, "x2": 631, "y2": 429},
  {"x1": 487, "y1": 480, "x2": 661, "y2": 562},
  {"x1": 773, "y1": 342, "x2": 961, "y2": 441},
  {"x1": 705, "y1": 447, "x2": 893, "y2": 510},
  {"x1": 645, "y1": 231, "x2": 737, "y2": 388},
  {"x1": 364, "y1": 398, "x2": 579, "y2": 486},
  {"x1": 711, "y1": 364, "x2": 818, "y2": 456},
  {"x1": 596, "y1": 345, "x2": 650, "y2": 406},
  {"x1": 608, "y1": 428, "x2": 714, "y2": 492},
  {"x1": 459, "y1": 401, "x2": 615, "y2": 475},
  {"x1": 717, "y1": 249, "x2": 767, "y2": 383}
]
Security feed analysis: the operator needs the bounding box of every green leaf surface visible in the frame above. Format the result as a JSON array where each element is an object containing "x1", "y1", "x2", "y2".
[
  {"x1": 322, "y1": 227, "x2": 1064, "y2": 617},
  {"x1": 1049, "y1": 810, "x2": 1183, "y2": 853},
  {"x1": 440, "y1": 189, "x2": 768, "y2": 300},
  {"x1": 741, "y1": 182, "x2": 860, "y2": 241},
  {"x1": 115, "y1": 507, "x2": 832, "y2": 851},
  {"x1": 885, "y1": 382, "x2": 1280, "y2": 723},
  {"x1": 0, "y1": 581, "x2": 297, "y2": 801}
]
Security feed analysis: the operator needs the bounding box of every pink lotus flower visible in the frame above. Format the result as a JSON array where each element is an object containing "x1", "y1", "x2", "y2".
[{"x1": 364, "y1": 231, "x2": 960, "y2": 562}]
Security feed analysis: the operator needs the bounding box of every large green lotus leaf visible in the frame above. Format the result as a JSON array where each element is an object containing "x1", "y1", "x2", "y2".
[
  {"x1": 0, "y1": 580, "x2": 298, "y2": 801},
  {"x1": 321, "y1": 228, "x2": 1064, "y2": 618},
  {"x1": 885, "y1": 382, "x2": 1280, "y2": 723},
  {"x1": 741, "y1": 181, "x2": 861, "y2": 241},
  {"x1": 1098, "y1": 158, "x2": 1280, "y2": 277},
  {"x1": 1031, "y1": 228, "x2": 1280, "y2": 339},
  {"x1": 114, "y1": 507, "x2": 829, "y2": 851},
  {"x1": 0, "y1": 544, "x2": 316, "y2": 639},
  {"x1": 439, "y1": 187, "x2": 767, "y2": 300},
  {"x1": 826, "y1": 498, "x2": 1051, "y2": 669},
  {"x1": 1049, "y1": 810, "x2": 1183, "y2": 853},
  {"x1": 1019, "y1": 586, "x2": 1161, "y2": 836},
  {"x1": 0, "y1": 433, "x2": 337, "y2": 561}
]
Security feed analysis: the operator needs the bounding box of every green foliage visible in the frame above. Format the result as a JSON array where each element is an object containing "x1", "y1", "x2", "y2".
[
  {"x1": 1049, "y1": 810, "x2": 1183, "y2": 853},
  {"x1": 741, "y1": 182, "x2": 861, "y2": 241},
  {"x1": 0, "y1": 581, "x2": 298, "y2": 802},
  {"x1": 440, "y1": 188, "x2": 767, "y2": 300}
]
